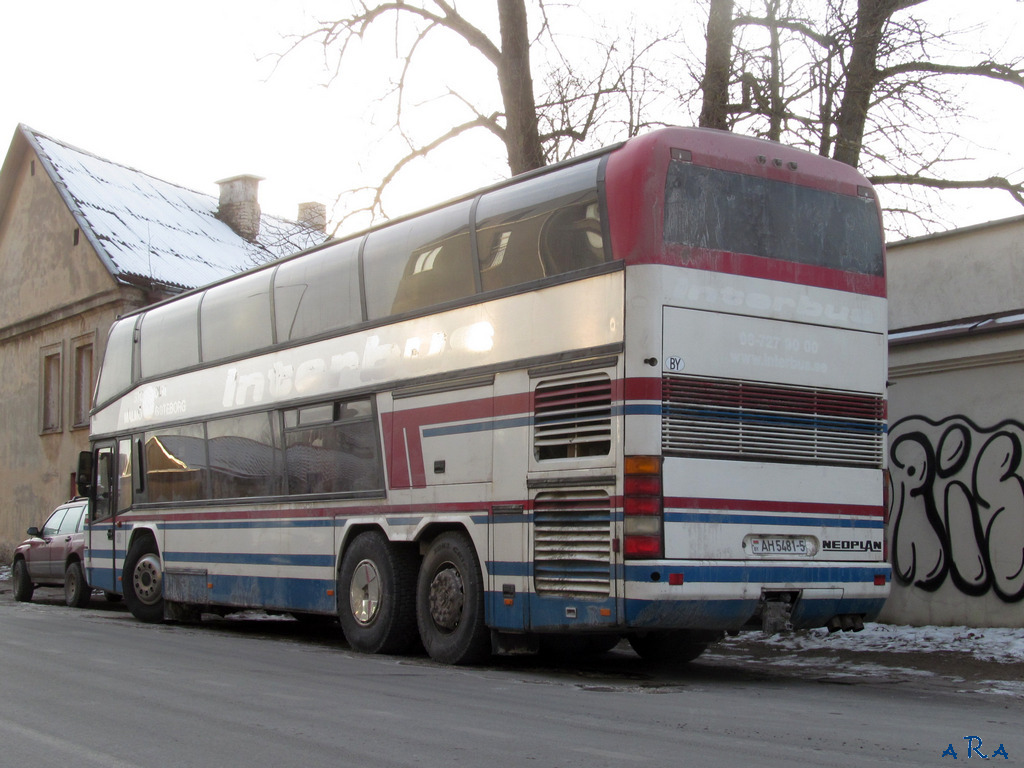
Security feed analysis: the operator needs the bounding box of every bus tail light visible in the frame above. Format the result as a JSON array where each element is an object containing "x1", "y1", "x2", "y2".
[{"x1": 624, "y1": 455, "x2": 663, "y2": 559}]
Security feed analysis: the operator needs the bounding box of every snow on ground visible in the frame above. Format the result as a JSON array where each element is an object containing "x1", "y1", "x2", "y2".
[
  {"x1": 1, "y1": 563, "x2": 1020, "y2": 665},
  {"x1": 725, "y1": 622, "x2": 1024, "y2": 664}
]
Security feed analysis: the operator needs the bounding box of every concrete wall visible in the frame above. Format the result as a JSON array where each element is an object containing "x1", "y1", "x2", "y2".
[
  {"x1": 882, "y1": 218, "x2": 1024, "y2": 627},
  {"x1": 0, "y1": 148, "x2": 146, "y2": 548}
]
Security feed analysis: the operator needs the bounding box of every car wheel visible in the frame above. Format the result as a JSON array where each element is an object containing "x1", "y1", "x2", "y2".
[
  {"x1": 416, "y1": 532, "x2": 489, "y2": 665},
  {"x1": 65, "y1": 561, "x2": 91, "y2": 608},
  {"x1": 12, "y1": 558, "x2": 34, "y2": 602},
  {"x1": 337, "y1": 531, "x2": 419, "y2": 655},
  {"x1": 123, "y1": 537, "x2": 164, "y2": 623}
]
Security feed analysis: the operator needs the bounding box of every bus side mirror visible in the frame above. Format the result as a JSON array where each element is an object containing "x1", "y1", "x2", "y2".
[{"x1": 76, "y1": 451, "x2": 93, "y2": 498}]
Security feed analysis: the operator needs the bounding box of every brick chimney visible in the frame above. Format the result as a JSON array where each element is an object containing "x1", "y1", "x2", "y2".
[
  {"x1": 297, "y1": 201, "x2": 327, "y2": 233},
  {"x1": 216, "y1": 174, "x2": 264, "y2": 241}
]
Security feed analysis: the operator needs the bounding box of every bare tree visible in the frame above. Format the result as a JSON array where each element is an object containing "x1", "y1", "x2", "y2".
[{"x1": 696, "y1": 0, "x2": 1024, "y2": 234}]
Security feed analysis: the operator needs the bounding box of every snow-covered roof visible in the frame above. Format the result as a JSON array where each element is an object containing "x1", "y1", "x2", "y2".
[{"x1": 22, "y1": 126, "x2": 328, "y2": 291}]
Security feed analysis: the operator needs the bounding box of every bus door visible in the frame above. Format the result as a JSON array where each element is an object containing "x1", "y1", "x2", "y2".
[
  {"x1": 87, "y1": 442, "x2": 118, "y2": 592},
  {"x1": 87, "y1": 438, "x2": 134, "y2": 594}
]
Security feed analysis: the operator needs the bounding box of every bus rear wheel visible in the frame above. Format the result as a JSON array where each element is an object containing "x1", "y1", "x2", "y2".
[
  {"x1": 337, "y1": 531, "x2": 419, "y2": 655},
  {"x1": 628, "y1": 630, "x2": 714, "y2": 665},
  {"x1": 123, "y1": 537, "x2": 165, "y2": 623},
  {"x1": 416, "y1": 532, "x2": 489, "y2": 665}
]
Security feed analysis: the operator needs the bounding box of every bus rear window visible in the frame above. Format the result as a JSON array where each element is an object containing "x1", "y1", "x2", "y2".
[{"x1": 663, "y1": 162, "x2": 883, "y2": 277}]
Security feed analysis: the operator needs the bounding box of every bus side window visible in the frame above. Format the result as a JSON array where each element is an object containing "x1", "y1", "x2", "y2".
[
  {"x1": 364, "y1": 201, "x2": 475, "y2": 320},
  {"x1": 539, "y1": 199, "x2": 604, "y2": 276},
  {"x1": 138, "y1": 292, "x2": 201, "y2": 379},
  {"x1": 143, "y1": 424, "x2": 208, "y2": 503},
  {"x1": 274, "y1": 239, "x2": 363, "y2": 343},
  {"x1": 284, "y1": 399, "x2": 384, "y2": 496},
  {"x1": 476, "y1": 158, "x2": 605, "y2": 292},
  {"x1": 200, "y1": 270, "x2": 274, "y2": 363}
]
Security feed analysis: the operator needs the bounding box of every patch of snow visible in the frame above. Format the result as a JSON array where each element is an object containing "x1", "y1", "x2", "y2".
[
  {"x1": 724, "y1": 623, "x2": 1024, "y2": 664},
  {"x1": 0, "y1": 565, "x2": 10, "y2": 581}
]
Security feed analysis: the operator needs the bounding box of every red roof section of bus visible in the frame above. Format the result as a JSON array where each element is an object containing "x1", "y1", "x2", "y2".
[{"x1": 604, "y1": 127, "x2": 886, "y2": 297}]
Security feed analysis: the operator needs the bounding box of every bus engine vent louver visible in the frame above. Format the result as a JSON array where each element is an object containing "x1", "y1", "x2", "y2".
[
  {"x1": 662, "y1": 374, "x2": 885, "y2": 468},
  {"x1": 533, "y1": 375, "x2": 612, "y2": 460},
  {"x1": 533, "y1": 490, "x2": 612, "y2": 598}
]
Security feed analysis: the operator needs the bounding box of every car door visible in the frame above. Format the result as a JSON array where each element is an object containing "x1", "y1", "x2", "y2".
[
  {"x1": 57, "y1": 504, "x2": 88, "y2": 577},
  {"x1": 23, "y1": 506, "x2": 69, "y2": 581}
]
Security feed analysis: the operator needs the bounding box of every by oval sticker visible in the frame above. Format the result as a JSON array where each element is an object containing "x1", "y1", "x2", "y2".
[{"x1": 664, "y1": 356, "x2": 684, "y2": 372}]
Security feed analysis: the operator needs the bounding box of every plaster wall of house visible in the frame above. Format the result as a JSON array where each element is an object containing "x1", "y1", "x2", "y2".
[
  {"x1": 0, "y1": 148, "x2": 146, "y2": 547},
  {"x1": 882, "y1": 220, "x2": 1024, "y2": 627}
]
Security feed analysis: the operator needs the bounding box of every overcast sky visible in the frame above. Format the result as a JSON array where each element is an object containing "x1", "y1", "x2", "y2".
[{"x1": 2, "y1": 1, "x2": 1022, "y2": 240}]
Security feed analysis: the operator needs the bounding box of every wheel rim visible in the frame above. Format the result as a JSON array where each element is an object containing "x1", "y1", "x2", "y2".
[
  {"x1": 349, "y1": 559, "x2": 382, "y2": 626},
  {"x1": 427, "y1": 563, "x2": 465, "y2": 634},
  {"x1": 132, "y1": 554, "x2": 163, "y2": 605}
]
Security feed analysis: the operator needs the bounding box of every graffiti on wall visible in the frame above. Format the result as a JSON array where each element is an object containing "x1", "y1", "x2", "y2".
[{"x1": 888, "y1": 415, "x2": 1024, "y2": 603}]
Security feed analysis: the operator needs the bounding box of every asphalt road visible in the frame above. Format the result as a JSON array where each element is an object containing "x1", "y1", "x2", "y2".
[{"x1": 0, "y1": 584, "x2": 1018, "y2": 768}]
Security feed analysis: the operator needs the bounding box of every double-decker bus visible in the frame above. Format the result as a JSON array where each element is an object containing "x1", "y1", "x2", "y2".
[{"x1": 78, "y1": 127, "x2": 890, "y2": 665}]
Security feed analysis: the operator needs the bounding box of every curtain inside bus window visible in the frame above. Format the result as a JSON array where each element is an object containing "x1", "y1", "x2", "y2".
[
  {"x1": 283, "y1": 399, "x2": 383, "y2": 495},
  {"x1": 206, "y1": 412, "x2": 282, "y2": 499},
  {"x1": 117, "y1": 438, "x2": 133, "y2": 512},
  {"x1": 139, "y1": 293, "x2": 201, "y2": 379},
  {"x1": 143, "y1": 423, "x2": 207, "y2": 503},
  {"x1": 363, "y1": 201, "x2": 475, "y2": 320},
  {"x1": 94, "y1": 318, "x2": 137, "y2": 405},
  {"x1": 274, "y1": 239, "x2": 363, "y2": 343},
  {"x1": 200, "y1": 270, "x2": 274, "y2": 363},
  {"x1": 475, "y1": 158, "x2": 606, "y2": 292},
  {"x1": 663, "y1": 162, "x2": 884, "y2": 276}
]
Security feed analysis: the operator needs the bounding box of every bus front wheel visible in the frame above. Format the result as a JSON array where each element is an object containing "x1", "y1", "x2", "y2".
[
  {"x1": 337, "y1": 532, "x2": 419, "y2": 655},
  {"x1": 416, "y1": 532, "x2": 489, "y2": 665},
  {"x1": 123, "y1": 537, "x2": 165, "y2": 623}
]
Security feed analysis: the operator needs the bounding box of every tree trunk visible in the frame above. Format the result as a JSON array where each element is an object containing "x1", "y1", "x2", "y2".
[
  {"x1": 833, "y1": 0, "x2": 908, "y2": 166},
  {"x1": 497, "y1": 0, "x2": 546, "y2": 174},
  {"x1": 698, "y1": 0, "x2": 735, "y2": 130}
]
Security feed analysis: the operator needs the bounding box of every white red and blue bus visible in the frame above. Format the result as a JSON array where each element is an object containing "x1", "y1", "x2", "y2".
[{"x1": 78, "y1": 127, "x2": 890, "y2": 664}]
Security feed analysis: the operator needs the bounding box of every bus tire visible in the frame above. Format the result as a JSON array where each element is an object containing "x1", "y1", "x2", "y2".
[
  {"x1": 416, "y1": 532, "x2": 489, "y2": 665},
  {"x1": 628, "y1": 630, "x2": 711, "y2": 665},
  {"x1": 338, "y1": 532, "x2": 419, "y2": 655},
  {"x1": 64, "y1": 561, "x2": 91, "y2": 608},
  {"x1": 123, "y1": 537, "x2": 165, "y2": 623},
  {"x1": 12, "y1": 558, "x2": 33, "y2": 602}
]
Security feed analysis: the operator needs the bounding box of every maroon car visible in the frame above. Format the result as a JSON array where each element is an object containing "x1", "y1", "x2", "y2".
[{"x1": 11, "y1": 498, "x2": 92, "y2": 607}]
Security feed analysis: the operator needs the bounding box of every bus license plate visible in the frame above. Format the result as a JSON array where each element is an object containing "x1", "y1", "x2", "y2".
[{"x1": 749, "y1": 536, "x2": 814, "y2": 556}]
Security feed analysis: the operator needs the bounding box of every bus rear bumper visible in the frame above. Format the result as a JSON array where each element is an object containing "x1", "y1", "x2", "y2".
[{"x1": 623, "y1": 560, "x2": 891, "y2": 632}]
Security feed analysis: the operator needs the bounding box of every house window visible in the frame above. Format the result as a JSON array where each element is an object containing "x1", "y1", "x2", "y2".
[
  {"x1": 72, "y1": 336, "x2": 94, "y2": 429},
  {"x1": 40, "y1": 343, "x2": 63, "y2": 434}
]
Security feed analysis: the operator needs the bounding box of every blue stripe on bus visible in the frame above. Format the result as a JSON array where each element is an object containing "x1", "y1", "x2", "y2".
[
  {"x1": 163, "y1": 551, "x2": 336, "y2": 568},
  {"x1": 663, "y1": 511, "x2": 883, "y2": 528}
]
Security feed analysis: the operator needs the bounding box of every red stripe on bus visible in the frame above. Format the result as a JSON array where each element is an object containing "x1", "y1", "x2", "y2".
[{"x1": 666, "y1": 496, "x2": 884, "y2": 517}]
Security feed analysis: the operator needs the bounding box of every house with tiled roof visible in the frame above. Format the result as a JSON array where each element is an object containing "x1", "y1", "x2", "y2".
[{"x1": 0, "y1": 124, "x2": 329, "y2": 546}]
